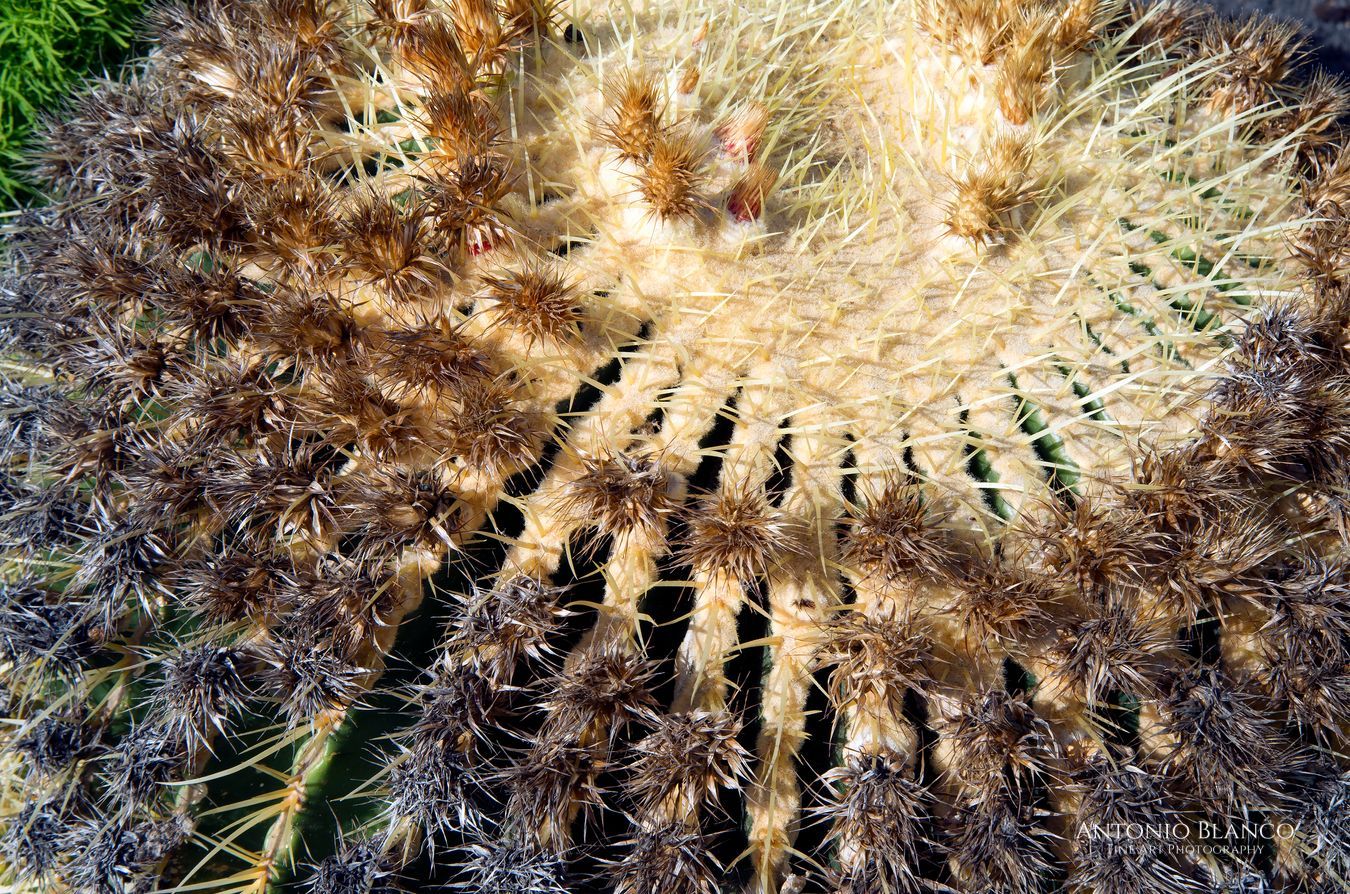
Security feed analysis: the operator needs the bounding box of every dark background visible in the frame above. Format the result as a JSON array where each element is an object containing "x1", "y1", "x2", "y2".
[{"x1": 1215, "y1": 0, "x2": 1350, "y2": 71}]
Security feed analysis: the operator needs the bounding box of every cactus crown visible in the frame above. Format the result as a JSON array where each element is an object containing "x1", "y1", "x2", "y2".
[{"x1": 4, "y1": 0, "x2": 1350, "y2": 892}]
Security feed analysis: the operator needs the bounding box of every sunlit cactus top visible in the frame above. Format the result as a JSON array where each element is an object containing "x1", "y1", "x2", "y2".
[{"x1": 4, "y1": 0, "x2": 1350, "y2": 892}]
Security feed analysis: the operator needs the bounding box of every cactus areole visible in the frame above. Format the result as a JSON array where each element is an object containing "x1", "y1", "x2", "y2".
[{"x1": 4, "y1": 1, "x2": 1350, "y2": 892}]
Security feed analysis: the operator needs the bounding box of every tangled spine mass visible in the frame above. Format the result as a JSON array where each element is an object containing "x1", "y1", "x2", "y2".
[{"x1": 5, "y1": 0, "x2": 1350, "y2": 891}]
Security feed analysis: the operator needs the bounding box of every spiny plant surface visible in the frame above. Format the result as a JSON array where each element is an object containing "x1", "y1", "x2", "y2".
[{"x1": 3, "y1": 0, "x2": 1350, "y2": 892}]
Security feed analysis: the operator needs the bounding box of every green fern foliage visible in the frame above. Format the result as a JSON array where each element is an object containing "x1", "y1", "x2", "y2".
[{"x1": 0, "y1": 0, "x2": 142, "y2": 200}]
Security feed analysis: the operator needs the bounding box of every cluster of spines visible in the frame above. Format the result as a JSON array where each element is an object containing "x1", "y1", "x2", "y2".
[
  {"x1": 0, "y1": 0, "x2": 585, "y2": 891},
  {"x1": 919, "y1": 0, "x2": 1120, "y2": 127},
  {"x1": 595, "y1": 68, "x2": 776, "y2": 226},
  {"x1": 797, "y1": 395, "x2": 1350, "y2": 892},
  {"x1": 3, "y1": 0, "x2": 1350, "y2": 893},
  {"x1": 795, "y1": 4, "x2": 1350, "y2": 891}
]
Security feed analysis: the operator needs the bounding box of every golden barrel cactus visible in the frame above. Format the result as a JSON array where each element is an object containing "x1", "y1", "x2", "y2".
[{"x1": 3, "y1": 0, "x2": 1350, "y2": 892}]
